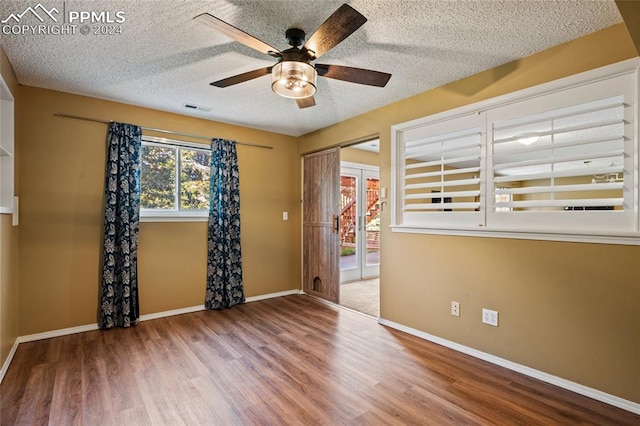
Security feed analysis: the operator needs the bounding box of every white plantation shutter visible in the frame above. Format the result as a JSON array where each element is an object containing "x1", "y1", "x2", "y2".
[
  {"x1": 398, "y1": 113, "x2": 483, "y2": 228},
  {"x1": 392, "y1": 59, "x2": 639, "y2": 241},
  {"x1": 486, "y1": 71, "x2": 636, "y2": 233},
  {"x1": 491, "y1": 97, "x2": 625, "y2": 210}
]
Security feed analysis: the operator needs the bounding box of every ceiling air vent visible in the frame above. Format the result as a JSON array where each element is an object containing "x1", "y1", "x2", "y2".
[{"x1": 182, "y1": 103, "x2": 212, "y2": 112}]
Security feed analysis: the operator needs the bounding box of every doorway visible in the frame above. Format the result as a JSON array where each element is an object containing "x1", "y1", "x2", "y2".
[
  {"x1": 339, "y1": 164, "x2": 380, "y2": 282},
  {"x1": 338, "y1": 139, "x2": 380, "y2": 317},
  {"x1": 302, "y1": 142, "x2": 380, "y2": 316}
]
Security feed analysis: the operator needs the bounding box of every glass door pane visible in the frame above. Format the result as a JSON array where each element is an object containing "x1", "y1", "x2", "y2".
[
  {"x1": 363, "y1": 173, "x2": 380, "y2": 278},
  {"x1": 365, "y1": 176, "x2": 380, "y2": 268},
  {"x1": 340, "y1": 171, "x2": 359, "y2": 282}
]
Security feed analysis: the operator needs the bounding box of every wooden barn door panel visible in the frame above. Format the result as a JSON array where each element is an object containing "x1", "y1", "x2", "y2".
[{"x1": 303, "y1": 148, "x2": 339, "y2": 303}]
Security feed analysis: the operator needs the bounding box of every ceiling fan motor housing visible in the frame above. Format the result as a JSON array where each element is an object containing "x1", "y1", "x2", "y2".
[{"x1": 285, "y1": 28, "x2": 306, "y2": 47}]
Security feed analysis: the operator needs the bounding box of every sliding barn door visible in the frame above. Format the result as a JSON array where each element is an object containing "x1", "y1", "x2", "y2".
[{"x1": 303, "y1": 148, "x2": 340, "y2": 303}]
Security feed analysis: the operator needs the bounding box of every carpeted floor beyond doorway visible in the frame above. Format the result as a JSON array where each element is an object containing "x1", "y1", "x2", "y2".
[{"x1": 340, "y1": 278, "x2": 379, "y2": 317}]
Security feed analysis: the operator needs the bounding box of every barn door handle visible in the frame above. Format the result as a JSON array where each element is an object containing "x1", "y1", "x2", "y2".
[{"x1": 333, "y1": 215, "x2": 339, "y2": 234}]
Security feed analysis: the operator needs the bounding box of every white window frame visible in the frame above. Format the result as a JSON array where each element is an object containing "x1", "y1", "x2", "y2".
[
  {"x1": 391, "y1": 58, "x2": 640, "y2": 245},
  {"x1": 140, "y1": 136, "x2": 210, "y2": 222}
]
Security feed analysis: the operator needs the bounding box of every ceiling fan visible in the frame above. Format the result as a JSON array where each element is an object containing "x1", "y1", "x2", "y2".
[{"x1": 194, "y1": 3, "x2": 392, "y2": 109}]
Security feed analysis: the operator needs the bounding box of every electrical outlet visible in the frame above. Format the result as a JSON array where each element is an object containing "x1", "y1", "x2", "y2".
[
  {"x1": 482, "y1": 308, "x2": 498, "y2": 326},
  {"x1": 451, "y1": 301, "x2": 460, "y2": 317}
]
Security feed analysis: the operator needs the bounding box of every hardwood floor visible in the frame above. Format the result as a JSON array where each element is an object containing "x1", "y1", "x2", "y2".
[{"x1": 1, "y1": 295, "x2": 638, "y2": 425}]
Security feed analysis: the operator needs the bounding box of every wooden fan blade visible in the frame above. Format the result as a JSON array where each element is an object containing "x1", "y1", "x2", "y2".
[
  {"x1": 211, "y1": 67, "x2": 273, "y2": 88},
  {"x1": 316, "y1": 64, "x2": 391, "y2": 87},
  {"x1": 296, "y1": 96, "x2": 316, "y2": 109},
  {"x1": 303, "y1": 4, "x2": 367, "y2": 59},
  {"x1": 195, "y1": 13, "x2": 280, "y2": 56}
]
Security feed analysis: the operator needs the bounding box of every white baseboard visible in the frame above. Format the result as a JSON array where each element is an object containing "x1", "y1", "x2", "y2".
[
  {"x1": 139, "y1": 289, "x2": 302, "y2": 320},
  {"x1": 139, "y1": 304, "x2": 205, "y2": 322},
  {"x1": 14, "y1": 288, "x2": 302, "y2": 345},
  {"x1": 378, "y1": 318, "x2": 640, "y2": 415},
  {"x1": 0, "y1": 339, "x2": 19, "y2": 384},
  {"x1": 246, "y1": 289, "x2": 302, "y2": 302},
  {"x1": 18, "y1": 323, "x2": 99, "y2": 343}
]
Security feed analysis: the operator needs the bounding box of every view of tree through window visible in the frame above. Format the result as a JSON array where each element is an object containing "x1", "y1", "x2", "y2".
[
  {"x1": 180, "y1": 149, "x2": 211, "y2": 210},
  {"x1": 141, "y1": 145, "x2": 176, "y2": 209},
  {"x1": 140, "y1": 142, "x2": 210, "y2": 212}
]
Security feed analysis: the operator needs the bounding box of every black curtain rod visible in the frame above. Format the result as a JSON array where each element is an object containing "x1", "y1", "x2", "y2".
[{"x1": 53, "y1": 113, "x2": 273, "y2": 150}]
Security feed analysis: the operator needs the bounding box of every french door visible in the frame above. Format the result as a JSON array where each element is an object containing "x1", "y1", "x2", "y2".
[{"x1": 339, "y1": 164, "x2": 380, "y2": 283}]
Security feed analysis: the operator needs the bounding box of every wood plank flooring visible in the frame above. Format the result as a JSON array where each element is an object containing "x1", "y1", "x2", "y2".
[{"x1": 1, "y1": 295, "x2": 638, "y2": 425}]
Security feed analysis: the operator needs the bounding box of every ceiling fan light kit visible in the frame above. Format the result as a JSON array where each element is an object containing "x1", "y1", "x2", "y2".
[
  {"x1": 271, "y1": 61, "x2": 317, "y2": 99},
  {"x1": 195, "y1": 3, "x2": 391, "y2": 108}
]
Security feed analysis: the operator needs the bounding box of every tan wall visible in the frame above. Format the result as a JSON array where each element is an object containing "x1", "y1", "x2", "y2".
[
  {"x1": 298, "y1": 24, "x2": 640, "y2": 403},
  {"x1": 340, "y1": 146, "x2": 379, "y2": 166},
  {"x1": 0, "y1": 46, "x2": 19, "y2": 368},
  {"x1": 18, "y1": 86, "x2": 300, "y2": 335}
]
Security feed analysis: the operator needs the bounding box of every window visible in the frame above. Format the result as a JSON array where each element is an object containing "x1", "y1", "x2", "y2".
[
  {"x1": 392, "y1": 59, "x2": 640, "y2": 244},
  {"x1": 140, "y1": 137, "x2": 210, "y2": 221}
]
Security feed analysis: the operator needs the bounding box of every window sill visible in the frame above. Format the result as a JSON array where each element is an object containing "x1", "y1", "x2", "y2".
[
  {"x1": 390, "y1": 225, "x2": 640, "y2": 246},
  {"x1": 140, "y1": 213, "x2": 208, "y2": 223}
]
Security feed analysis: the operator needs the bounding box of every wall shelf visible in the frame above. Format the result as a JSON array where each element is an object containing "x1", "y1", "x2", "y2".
[{"x1": 0, "y1": 75, "x2": 15, "y2": 214}]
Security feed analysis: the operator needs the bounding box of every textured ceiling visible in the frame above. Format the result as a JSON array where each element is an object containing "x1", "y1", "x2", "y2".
[{"x1": 0, "y1": 0, "x2": 622, "y2": 137}]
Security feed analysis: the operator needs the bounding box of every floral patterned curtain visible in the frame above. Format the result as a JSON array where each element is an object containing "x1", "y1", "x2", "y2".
[
  {"x1": 99, "y1": 122, "x2": 142, "y2": 329},
  {"x1": 206, "y1": 138, "x2": 245, "y2": 309}
]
